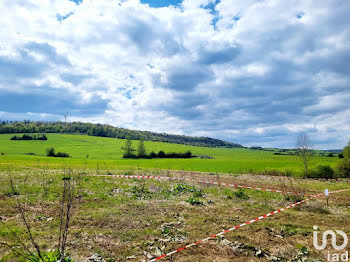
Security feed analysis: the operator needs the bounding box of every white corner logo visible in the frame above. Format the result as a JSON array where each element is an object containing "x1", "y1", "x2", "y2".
[
  {"x1": 313, "y1": 226, "x2": 349, "y2": 261},
  {"x1": 313, "y1": 225, "x2": 348, "y2": 251}
]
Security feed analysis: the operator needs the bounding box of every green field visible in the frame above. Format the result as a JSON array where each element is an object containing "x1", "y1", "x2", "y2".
[{"x1": 0, "y1": 134, "x2": 339, "y2": 176}]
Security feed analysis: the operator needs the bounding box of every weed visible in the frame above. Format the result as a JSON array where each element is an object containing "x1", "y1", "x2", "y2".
[
  {"x1": 234, "y1": 189, "x2": 249, "y2": 200},
  {"x1": 130, "y1": 184, "x2": 151, "y2": 199},
  {"x1": 27, "y1": 250, "x2": 73, "y2": 262}
]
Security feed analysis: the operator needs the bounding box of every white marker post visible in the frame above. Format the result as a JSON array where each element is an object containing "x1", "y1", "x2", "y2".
[{"x1": 325, "y1": 189, "x2": 329, "y2": 206}]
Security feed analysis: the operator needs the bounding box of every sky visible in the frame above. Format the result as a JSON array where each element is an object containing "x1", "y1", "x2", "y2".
[{"x1": 0, "y1": 0, "x2": 349, "y2": 149}]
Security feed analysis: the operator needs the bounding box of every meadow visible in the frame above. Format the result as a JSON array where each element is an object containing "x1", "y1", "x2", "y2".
[{"x1": 0, "y1": 134, "x2": 340, "y2": 176}]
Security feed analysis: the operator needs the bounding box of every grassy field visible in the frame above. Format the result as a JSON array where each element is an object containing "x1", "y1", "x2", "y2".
[
  {"x1": 0, "y1": 168, "x2": 349, "y2": 261},
  {"x1": 0, "y1": 134, "x2": 349, "y2": 261},
  {"x1": 0, "y1": 134, "x2": 340, "y2": 176}
]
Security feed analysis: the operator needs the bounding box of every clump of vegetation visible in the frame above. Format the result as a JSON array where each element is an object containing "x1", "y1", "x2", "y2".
[
  {"x1": 27, "y1": 250, "x2": 73, "y2": 262},
  {"x1": 167, "y1": 183, "x2": 205, "y2": 196},
  {"x1": 11, "y1": 134, "x2": 47, "y2": 141},
  {"x1": 234, "y1": 189, "x2": 249, "y2": 200},
  {"x1": 186, "y1": 197, "x2": 204, "y2": 205},
  {"x1": 130, "y1": 184, "x2": 151, "y2": 199},
  {"x1": 46, "y1": 148, "x2": 70, "y2": 158},
  {"x1": 308, "y1": 165, "x2": 335, "y2": 178}
]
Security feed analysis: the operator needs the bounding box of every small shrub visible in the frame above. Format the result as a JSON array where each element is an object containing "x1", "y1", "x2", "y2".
[
  {"x1": 338, "y1": 153, "x2": 344, "y2": 158},
  {"x1": 234, "y1": 189, "x2": 249, "y2": 200},
  {"x1": 1, "y1": 152, "x2": 4, "y2": 155}
]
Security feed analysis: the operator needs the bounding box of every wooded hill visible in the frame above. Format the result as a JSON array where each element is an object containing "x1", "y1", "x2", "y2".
[{"x1": 0, "y1": 121, "x2": 242, "y2": 148}]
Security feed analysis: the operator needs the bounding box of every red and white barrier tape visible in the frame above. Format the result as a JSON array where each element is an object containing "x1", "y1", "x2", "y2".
[
  {"x1": 149, "y1": 188, "x2": 350, "y2": 261},
  {"x1": 310, "y1": 178, "x2": 350, "y2": 182},
  {"x1": 98, "y1": 174, "x2": 304, "y2": 196}
]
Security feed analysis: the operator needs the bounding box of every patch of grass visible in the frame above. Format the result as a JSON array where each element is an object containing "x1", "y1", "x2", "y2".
[{"x1": 234, "y1": 189, "x2": 249, "y2": 200}]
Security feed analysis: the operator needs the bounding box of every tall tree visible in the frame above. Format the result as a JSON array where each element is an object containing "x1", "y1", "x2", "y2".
[
  {"x1": 296, "y1": 133, "x2": 313, "y2": 178},
  {"x1": 338, "y1": 141, "x2": 350, "y2": 177},
  {"x1": 137, "y1": 139, "x2": 147, "y2": 158},
  {"x1": 123, "y1": 137, "x2": 133, "y2": 158}
]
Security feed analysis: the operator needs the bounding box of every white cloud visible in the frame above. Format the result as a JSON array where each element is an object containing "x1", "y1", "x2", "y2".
[{"x1": 0, "y1": 0, "x2": 349, "y2": 148}]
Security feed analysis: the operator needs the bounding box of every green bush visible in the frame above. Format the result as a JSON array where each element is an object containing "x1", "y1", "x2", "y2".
[
  {"x1": 338, "y1": 159, "x2": 350, "y2": 178},
  {"x1": 308, "y1": 165, "x2": 334, "y2": 178},
  {"x1": 234, "y1": 189, "x2": 249, "y2": 200}
]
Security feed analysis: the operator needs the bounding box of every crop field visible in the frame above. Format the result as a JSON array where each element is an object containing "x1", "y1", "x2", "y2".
[
  {"x1": 0, "y1": 166, "x2": 349, "y2": 261},
  {"x1": 0, "y1": 134, "x2": 340, "y2": 176}
]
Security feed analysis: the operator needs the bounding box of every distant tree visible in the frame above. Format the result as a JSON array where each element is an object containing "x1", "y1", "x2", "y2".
[
  {"x1": 137, "y1": 139, "x2": 147, "y2": 158},
  {"x1": 338, "y1": 152, "x2": 344, "y2": 159},
  {"x1": 338, "y1": 141, "x2": 350, "y2": 177},
  {"x1": 296, "y1": 133, "x2": 313, "y2": 178},
  {"x1": 123, "y1": 137, "x2": 133, "y2": 158},
  {"x1": 185, "y1": 151, "x2": 192, "y2": 158},
  {"x1": 157, "y1": 150, "x2": 166, "y2": 158},
  {"x1": 149, "y1": 151, "x2": 157, "y2": 158},
  {"x1": 46, "y1": 147, "x2": 56, "y2": 157},
  {"x1": 343, "y1": 142, "x2": 350, "y2": 159}
]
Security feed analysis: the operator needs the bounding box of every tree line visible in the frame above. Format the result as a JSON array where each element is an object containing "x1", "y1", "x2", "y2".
[
  {"x1": 10, "y1": 133, "x2": 48, "y2": 140},
  {"x1": 0, "y1": 120, "x2": 242, "y2": 148},
  {"x1": 123, "y1": 137, "x2": 192, "y2": 159}
]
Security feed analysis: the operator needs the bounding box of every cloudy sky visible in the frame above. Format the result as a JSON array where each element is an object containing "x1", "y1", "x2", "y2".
[{"x1": 0, "y1": 0, "x2": 349, "y2": 149}]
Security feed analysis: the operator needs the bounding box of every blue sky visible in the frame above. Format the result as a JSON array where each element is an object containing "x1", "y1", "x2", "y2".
[
  {"x1": 141, "y1": 0, "x2": 182, "y2": 8},
  {"x1": 0, "y1": 0, "x2": 350, "y2": 149}
]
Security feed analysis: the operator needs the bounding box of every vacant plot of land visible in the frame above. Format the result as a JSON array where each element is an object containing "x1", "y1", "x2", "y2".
[
  {"x1": 0, "y1": 167, "x2": 349, "y2": 261},
  {"x1": 0, "y1": 134, "x2": 340, "y2": 176}
]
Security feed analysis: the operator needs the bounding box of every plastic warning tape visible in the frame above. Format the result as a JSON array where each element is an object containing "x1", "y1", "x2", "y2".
[
  {"x1": 310, "y1": 177, "x2": 350, "y2": 182},
  {"x1": 97, "y1": 174, "x2": 303, "y2": 195},
  {"x1": 149, "y1": 188, "x2": 350, "y2": 261}
]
